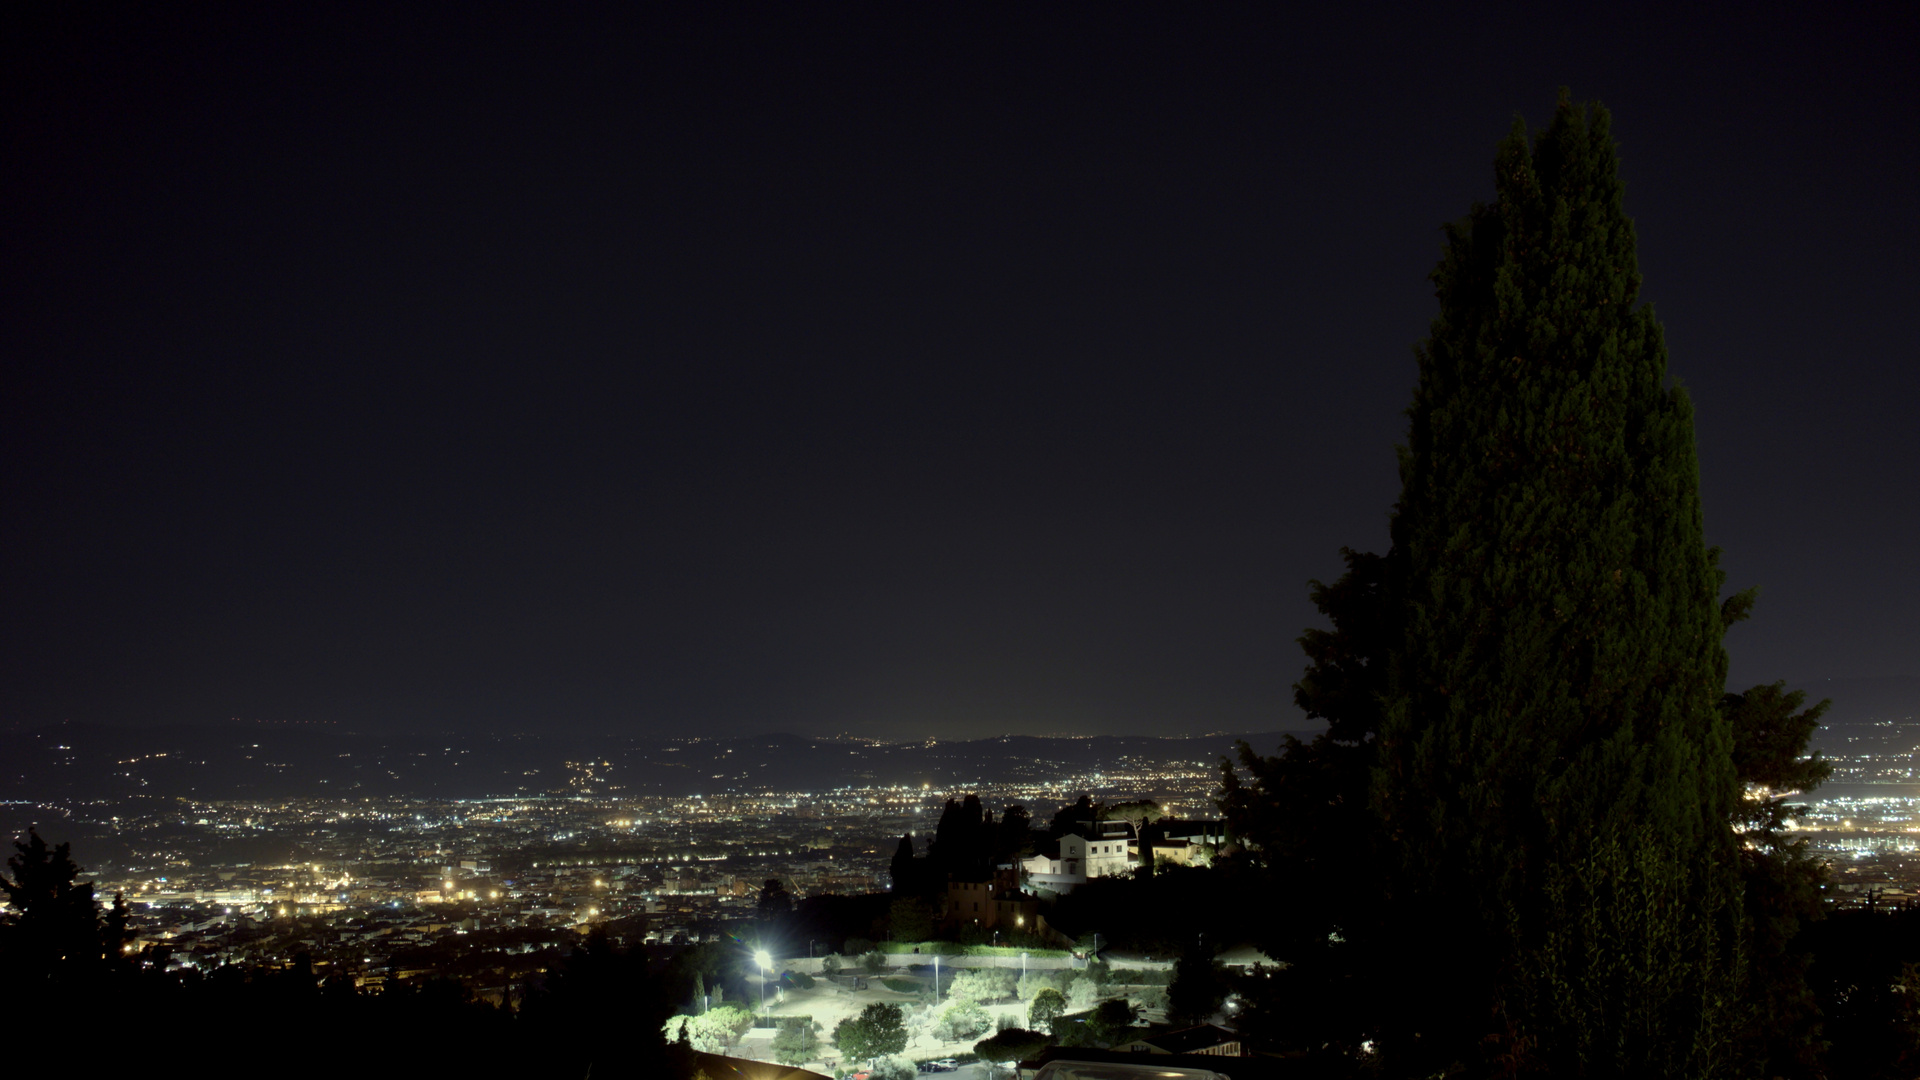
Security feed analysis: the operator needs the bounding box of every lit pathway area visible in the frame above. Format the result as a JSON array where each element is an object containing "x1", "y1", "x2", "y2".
[
  {"x1": 734, "y1": 974, "x2": 1026, "y2": 1073},
  {"x1": 731, "y1": 955, "x2": 1177, "y2": 1075}
]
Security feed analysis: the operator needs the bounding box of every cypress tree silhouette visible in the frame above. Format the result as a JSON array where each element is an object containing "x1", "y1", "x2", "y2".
[{"x1": 1373, "y1": 93, "x2": 1744, "y2": 1076}]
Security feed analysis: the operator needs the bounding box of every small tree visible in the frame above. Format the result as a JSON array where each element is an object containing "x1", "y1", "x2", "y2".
[
  {"x1": 1102, "y1": 799, "x2": 1164, "y2": 834},
  {"x1": 1082, "y1": 999, "x2": 1139, "y2": 1046},
  {"x1": 860, "y1": 950, "x2": 888, "y2": 975},
  {"x1": 833, "y1": 1002, "x2": 907, "y2": 1063},
  {"x1": 698, "y1": 1003, "x2": 754, "y2": 1052},
  {"x1": 949, "y1": 966, "x2": 1017, "y2": 1005},
  {"x1": 1019, "y1": 969, "x2": 1067, "y2": 1000},
  {"x1": 1083, "y1": 957, "x2": 1112, "y2": 992},
  {"x1": 781, "y1": 968, "x2": 816, "y2": 990},
  {"x1": 665, "y1": 1009, "x2": 751, "y2": 1055},
  {"x1": 1028, "y1": 986, "x2": 1068, "y2": 1030},
  {"x1": 771, "y1": 1017, "x2": 819, "y2": 1065},
  {"x1": 821, "y1": 953, "x2": 843, "y2": 976},
  {"x1": 1166, "y1": 950, "x2": 1225, "y2": 1025},
  {"x1": 934, "y1": 999, "x2": 993, "y2": 1041}
]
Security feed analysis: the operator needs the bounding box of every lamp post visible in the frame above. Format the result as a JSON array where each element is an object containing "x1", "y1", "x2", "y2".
[
  {"x1": 754, "y1": 949, "x2": 773, "y2": 1022},
  {"x1": 1021, "y1": 951, "x2": 1028, "y2": 980},
  {"x1": 933, "y1": 954, "x2": 941, "y2": 1002}
]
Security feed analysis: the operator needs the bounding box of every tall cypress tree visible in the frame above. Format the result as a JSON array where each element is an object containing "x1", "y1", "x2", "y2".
[{"x1": 1373, "y1": 94, "x2": 1743, "y2": 1077}]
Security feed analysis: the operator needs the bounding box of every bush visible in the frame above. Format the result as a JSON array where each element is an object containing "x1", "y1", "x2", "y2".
[
  {"x1": 869, "y1": 1055, "x2": 916, "y2": 1080},
  {"x1": 880, "y1": 977, "x2": 919, "y2": 994},
  {"x1": 821, "y1": 954, "x2": 843, "y2": 976},
  {"x1": 781, "y1": 969, "x2": 816, "y2": 990},
  {"x1": 861, "y1": 950, "x2": 889, "y2": 975}
]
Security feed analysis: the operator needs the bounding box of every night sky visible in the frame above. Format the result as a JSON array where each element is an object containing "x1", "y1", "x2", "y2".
[{"x1": 5, "y1": 6, "x2": 1915, "y2": 739}]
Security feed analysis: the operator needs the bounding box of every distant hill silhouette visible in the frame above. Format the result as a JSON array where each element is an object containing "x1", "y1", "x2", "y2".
[{"x1": 0, "y1": 723, "x2": 1310, "y2": 802}]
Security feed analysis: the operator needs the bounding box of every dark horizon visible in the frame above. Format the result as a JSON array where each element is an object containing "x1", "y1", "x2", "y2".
[{"x1": 5, "y1": 6, "x2": 1915, "y2": 739}]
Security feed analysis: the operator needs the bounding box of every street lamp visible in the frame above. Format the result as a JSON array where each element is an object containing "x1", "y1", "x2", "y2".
[
  {"x1": 1021, "y1": 951, "x2": 1028, "y2": 980},
  {"x1": 933, "y1": 954, "x2": 941, "y2": 1002},
  {"x1": 754, "y1": 949, "x2": 773, "y2": 1021}
]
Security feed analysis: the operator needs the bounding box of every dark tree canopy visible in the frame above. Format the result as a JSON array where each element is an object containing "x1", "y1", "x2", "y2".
[
  {"x1": 930, "y1": 794, "x2": 994, "y2": 882},
  {"x1": 756, "y1": 878, "x2": 792, "y2": 922},
  {"x1": 889, "y1": 833, "x2": 919, "y2": 894},
  {"x1": 1048, "y1": 794, "x2": 1098, "y2": 838},
  {"x1": 0, "y1": 828, "x2": 115, "y2": 981}
]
